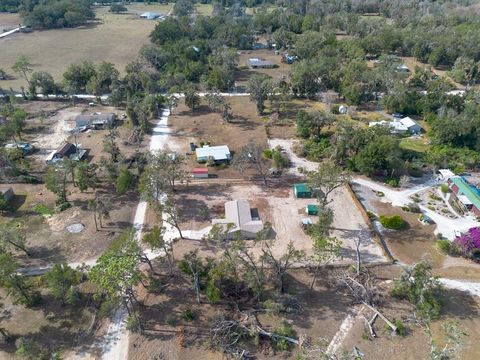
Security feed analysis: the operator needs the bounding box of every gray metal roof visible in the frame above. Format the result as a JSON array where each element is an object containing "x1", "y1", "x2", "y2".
[{"x1": 212, "y1": 199, "x2": 264, "y2": 234}]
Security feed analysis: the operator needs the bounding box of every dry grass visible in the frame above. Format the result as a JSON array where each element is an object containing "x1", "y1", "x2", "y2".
[
  {"x1": 169, "y1": 97, "x2": 270, "y2": 179},
  {"x1": 0, "y1": 4, "x2": 170, "y2": 90}
]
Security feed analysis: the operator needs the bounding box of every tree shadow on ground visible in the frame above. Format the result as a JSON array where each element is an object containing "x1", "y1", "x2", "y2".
[
  {"x1": 439, "y1": 288, "x2": 479, "y2": 320},
  {"x1": 280, "y1": 271, "x2": 355, "y2": 329}
]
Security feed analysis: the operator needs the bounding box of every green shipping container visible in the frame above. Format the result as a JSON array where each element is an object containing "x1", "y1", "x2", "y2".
[
  {"x1": 306, "y1": 204, "x2": 319, "y2": 215},
  {"x1": 293, "y1": 183, "x2": 312, "y2": 198}
]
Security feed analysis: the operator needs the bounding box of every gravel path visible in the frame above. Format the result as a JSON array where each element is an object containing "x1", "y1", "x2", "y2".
[{"x1": 351, "y1": 178, "x2": 479, "y2": 240}]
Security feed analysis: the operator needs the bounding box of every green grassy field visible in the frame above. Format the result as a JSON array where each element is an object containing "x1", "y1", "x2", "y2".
[
  {"x1": 400, "y1": 137, "x2": 430, "y2": 153},
  {"x1": 0, "y1": 4, "x2": 172, "y2": 91}
]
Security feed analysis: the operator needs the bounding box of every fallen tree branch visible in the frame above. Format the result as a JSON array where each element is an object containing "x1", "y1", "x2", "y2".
[
  {"x1": 363, "y1": 315, "x2": 376, "y2": 338},
  {"x1": 362, "y1": 303, "x2": 397, "y2": 333}
]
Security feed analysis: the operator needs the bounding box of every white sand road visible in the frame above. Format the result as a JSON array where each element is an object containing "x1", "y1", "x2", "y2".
[{"x1": 352, "y1": 177, "x2": 479, "y2": 240}]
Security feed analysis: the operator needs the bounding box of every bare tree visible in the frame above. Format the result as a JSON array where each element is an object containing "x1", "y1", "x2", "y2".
[
  {"x1": 160, "y1": 195, "x2": 184, "y2": 239},
  {"x1": 88, "y1": 196, "x2": 112, "y2": 231},
  {"x1": 337, "y1": 271, "x2": 397, "y2": 334},
  {"x1": 233, "y1": 141, "x2": 270, "y2": 185},
  {"x1": 307, "y1": 162, "x2": 351, "y2": 207},
  {"x1": 178, "y1": 250, "x2": 205, "y2": 303},
  {"x1": 260, "y1": 240, "x2": 305, "y2": 294}
]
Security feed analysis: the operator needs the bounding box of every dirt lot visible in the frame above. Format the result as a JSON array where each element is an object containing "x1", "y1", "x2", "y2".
[
  {"x1": 173, "y1": 182, "x2": 385, "y2": 265},
  {"x1": 0, "y1": 12, "x2": 21, "y2": 32},
  {"x1": 0, "y1": 287, "x2": 97, "y2": 359},
  {"x1": 352, "y1": 183, "x2": 480, "y2": 279},
  {"x1": 169, "y1": 97, "x2": 270, "y2": 179},
  {"x1": 0, "y1": 4, "x2": 171, "y2": 90},
  {"x1": 129, "y1": 264, "x2": 480, "y2": 360},
  {"x1": 128, "y1": 269, "x2": 357, "y2": 360},
  {"x1": 0, "y1": 182, "x2": 140, "y2": 268},
  {"x1": 235, "y1": 49, "x2": 292, "y2": 86},
  {"x1": 15, "y1": 101, "x2": 147, "y2": 168}
]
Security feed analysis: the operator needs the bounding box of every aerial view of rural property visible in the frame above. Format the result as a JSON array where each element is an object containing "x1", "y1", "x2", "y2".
[{"x1": 2, "y1": 0, "x2": 480, "y2": 359}]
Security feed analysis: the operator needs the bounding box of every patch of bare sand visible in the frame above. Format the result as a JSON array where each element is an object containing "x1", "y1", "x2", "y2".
[{"x1": 31, "y1": 107, "x2": 82, "y2": 156}]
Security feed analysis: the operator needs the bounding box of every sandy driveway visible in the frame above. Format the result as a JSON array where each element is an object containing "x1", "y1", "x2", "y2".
[
  {"x1": 352, "y1": 178, "x2": 479, "y2": 240},
  {"x1": 268, "y1": 138, "x2": 319, "y2": 175}
]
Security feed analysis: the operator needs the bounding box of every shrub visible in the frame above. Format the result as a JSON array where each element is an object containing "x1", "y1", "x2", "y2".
[
  {"x1": 57, "y1": 202, "x2": 71, "y2": 212},
  {"x1": 165, "y1": 314, "x2": 177, "y2": 327},
  {"x1": 116, "y1": 169, "x2": 133, "y2": 195},
  {"x1": 407, "y1": 202, "x2": 421, "y2": 213},
  {"x1": 182, "y1": 309, "x2": 195, "y2": 322},
  {"x1": 440, "y1": 184, "x2": 449, "y2": 193},
  {"x1": 263, "y1": 149, "x2": 273, "y2": 159},
  {"x1": 453, "y1": 227, "x2": 480, "y2": 257},
  {"x1": 436, "y1": 240, "x2": 451, "y2": 253},
  {"x1": 99, "y1": 300, "x2": 114, "y2": 318},
  {"x1": 15, "y1": 338, "x2": 45, "y2": 360},
  {"x1": 272, "y1": 150, "x2": 290, "y2": 169},
  {"x1": 274, "y1": 323, "x2": 296, "y2": 351},
  {"x1": 33, "y1": 204, "x2": 54, "y2": 216},
  {"x1": 147, "y1": 277, "x2": 163, "y2": 294},
  {"x1": 393, "y1": 319, "x2": 407, "y2": 336},
  {"x1": 379, "y1": 215, "x2": 406, "y2": 230},
  {"x1": 386, "y1": 178, "x2": 399, "y2": 187},
  {"x1": 126, "y1": 313, "x2": 142, "y2": 332}
]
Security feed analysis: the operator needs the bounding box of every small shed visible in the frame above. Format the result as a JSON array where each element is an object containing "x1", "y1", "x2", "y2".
[
  {"x1": 192, "y1": 168, "x2": 208, "y2": 179},
  {"x1": 247, "y1": 58, "x2": 275, "y2": 69},
  {"x1": 301, "y1": 218, "x2": 313, "y2": 229},
  {"x1": 75, "y1": 113, "x2": 116, "y2": 129},
  {"x1": 0, "y1": 187, "x2": 14, "y2": 202},
  {"x1": 339, "y1": 105, "x2": 348, "y2": 114},
  {"x1": 293, "y1": 183, "x2": 312, "y2": 199},
  {"x1": 140, "y1": 12, "x2": 160, "y2": 20},
  {"x1": 306, "y1": 204, "x2": 319, "y2": 215}
]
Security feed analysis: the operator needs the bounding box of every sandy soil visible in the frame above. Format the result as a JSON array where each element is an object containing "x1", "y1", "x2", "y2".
[
  {"x1": 0, "y1": 287, "x2": 96, "y2": 360},
  {"x1": 0, "y1": 182, "x2": 140, "y2": 269},
  {"x1": 29, "y1": 107, "x2": 80, "y2": 157},
  {"x1": 128, "y1": 269, "x2": 354, "y2": 360},
  {"x1": 268, "y1": 138, "x2": 319, "y2": 175},
  {"x1": 169, "y1": 97, "x2": 270, "y2": 179},
  {"x1": 173, "y1": 182, "x2": 385, "y2": 265}
]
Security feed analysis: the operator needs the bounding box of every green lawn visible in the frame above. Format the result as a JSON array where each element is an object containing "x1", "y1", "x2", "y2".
[{"x1": 400, "y1": 138, "x2": 430, "y2": 153}]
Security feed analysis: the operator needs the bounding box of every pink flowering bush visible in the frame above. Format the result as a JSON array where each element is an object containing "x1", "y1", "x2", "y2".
[{"x1": 454, "y1": 227, "x2": 480, "y2": 258}]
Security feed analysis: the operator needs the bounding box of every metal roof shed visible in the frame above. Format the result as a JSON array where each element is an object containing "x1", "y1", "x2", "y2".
[
  {"x1": 293, "y1": 183, "x2": 312, "y2": 198},
  {"x1": 195, "y1": 145, "x2": 231, "y2": 162},
  {"x1": 306, "y1": 204, "x2": 319, "y2": 215}
]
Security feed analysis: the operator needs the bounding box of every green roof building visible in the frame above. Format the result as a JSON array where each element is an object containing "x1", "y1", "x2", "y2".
[
  {"x1": 449, "y1": 176, "x2": 480, "y2": 216},
  {"x1": 306, "y1": 204, "x2": 319, "y2": 215},
  {"x1": 293, "y1": 183, "x2": 312, "y2": 198}
]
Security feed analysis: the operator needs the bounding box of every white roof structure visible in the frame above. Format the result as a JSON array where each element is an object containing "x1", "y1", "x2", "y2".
[
  {"x1": 458, "y1": 195, "x2": 473, "y2": 206},
  {"x1": 212, "y1": 199, "x2": 264, "y2": 237},
  {"x1": 439, "y1": 169, "x2": 455, "y2": 180},
  {"x1": 399, "y1": 116, "x2": 416, "y2": 128},
  {"x1": 196, "y1": 145, "x2": 231, "y2": 161},
  {"x1": 369, "y1": 117, "x2": 420, "y2": 133}
]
